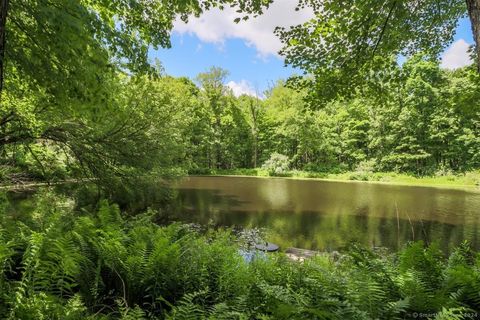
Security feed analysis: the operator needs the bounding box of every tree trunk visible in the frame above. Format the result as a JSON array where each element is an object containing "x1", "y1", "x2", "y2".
[
  {"x1": 214, "y1": 118, "x2": 221, "y2": 169},
  {"x1": 253, "y1": 135, "x2": 258, "y2": 168},
  {"x1": 466, "y1": 0, "x2": 480, "y2": 72},
  {"x1": 0, "y1": 0, "x2": 8, "y2": 101}
]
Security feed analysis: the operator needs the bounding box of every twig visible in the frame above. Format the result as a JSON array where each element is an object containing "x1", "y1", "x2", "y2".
[
  {"x1": 25, "y1": 144, "x2": 48, "y2": 184},
  {"x1": 372, "y1": 0, "x2": 397, "y2": 57},
  {"x1": 395, "y1": 201, "x2": 400, "y2": 249},
  {"x1": 405, "y1": 210, "x2": 415, "y2": 241},
  {"x1": 113, "y1": 267, "x2": 128, "y2": 309},
  {"x1": 419, "y1": 219, "x2": 429, "y2": 246}
]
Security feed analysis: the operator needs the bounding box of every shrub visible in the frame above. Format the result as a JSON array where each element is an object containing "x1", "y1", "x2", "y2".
[
  {"x1": 465, "y1": 170, "x2": 480, "y2": 186},
  {"x1": 348, "y1": 172, "x2": 370, "y2": 181},
  {"x1": 262, "y1": 153, "x2": 290, "y2": 176},
  {"x1": 187, "y1": 167, "x2": 213, "y2": 175},
  {"x1": 355, "y1": 159, "x2": 377, "y2": 173}
]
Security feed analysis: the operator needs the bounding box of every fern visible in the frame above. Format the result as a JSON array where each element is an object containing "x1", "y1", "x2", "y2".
[
  {"x1": 3, "y1": 192, "x2": 480, "y2": 319},
  {"x1": 385, "y1": 298, "x2": 410, "y2": 319},
  {"x1": 434, "y1": 307, "x2": 469, "y2": 320},
  {"x1": 116, "y1": 298, "x2": 146, "y2": 320},
  {"x1": 166, "y1": 290, "x2": 208, "y2": 320},
  {"x1": 0, "y1": 228, "x2": 14, "y2": 318}
]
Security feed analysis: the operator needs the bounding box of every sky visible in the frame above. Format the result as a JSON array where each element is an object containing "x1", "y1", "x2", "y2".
[{"x1": 150, "y1": 1, "x2": 475, "y2": 96}]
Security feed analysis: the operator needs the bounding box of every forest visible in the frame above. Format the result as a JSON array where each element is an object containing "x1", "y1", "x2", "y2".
[
  {"x1": 3, "y1": 59, "x2": 480, "y2": 184},
  {"x1": 1, "y1": 0, "x2": 480, "y2": 319}
]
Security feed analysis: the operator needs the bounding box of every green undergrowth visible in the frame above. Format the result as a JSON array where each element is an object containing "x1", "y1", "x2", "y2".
[
  {"x1": 194, "y1": 168, "x2": 480, "y2": 189},
  {"x1": 1, "y1": 191, "x2": 480, "y2": 319}
]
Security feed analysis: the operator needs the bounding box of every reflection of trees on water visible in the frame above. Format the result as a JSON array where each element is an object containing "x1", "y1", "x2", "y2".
[
  {"x1": 171, "y1": 179, "x2": 480, "y2": 253},
  {"x1": 255, "y1": 213, "x2": 479, "y2": 254},
  {"x1": 6, "y1": 177, "x2": 479, "y2": 254}
]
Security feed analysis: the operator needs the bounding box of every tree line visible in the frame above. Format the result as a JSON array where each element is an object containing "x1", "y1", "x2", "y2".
[
  {"x1": 1, "y1": 0, "x2": 480, "y2": 186},
  {"x1": 181, "y1": 58, "x2": 480, "y2": 176},
  {"x1": 2, "y1": 56, "x2": 479, "y2": 184}
]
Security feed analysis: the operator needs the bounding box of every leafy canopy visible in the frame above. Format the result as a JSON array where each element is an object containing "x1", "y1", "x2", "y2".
[
  {"x1": 0, "y1": 0, "x2": 273, "y2": 183},
  {"x1": 276, "y1": 0, "x2": 472, "y2": 103}
]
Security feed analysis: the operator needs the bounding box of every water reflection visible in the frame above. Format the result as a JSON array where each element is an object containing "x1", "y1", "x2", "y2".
[{"x1": 171, "y1": 176, "x2": 480, "y2": 252}]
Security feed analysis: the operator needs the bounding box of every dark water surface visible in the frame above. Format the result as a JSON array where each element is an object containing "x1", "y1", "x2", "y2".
[{"x1": 170, "y1": 176, "x2": 480, "y2": 252}]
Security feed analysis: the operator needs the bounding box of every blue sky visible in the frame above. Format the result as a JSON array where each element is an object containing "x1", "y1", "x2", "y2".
[
  {"x1": 150, "y1": 2, "x2": 474, "y2": 96},
  {"x1": 454, "y1": 17, "x2": 474, "y2": 43},
  {"x1": 152, "y1": 35, "x2": 296, "y2": 95}
]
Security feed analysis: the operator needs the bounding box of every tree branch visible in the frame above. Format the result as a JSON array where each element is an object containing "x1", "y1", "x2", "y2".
[{"x1": 372, "y1": 0, "x2": 397, "y2": 57}]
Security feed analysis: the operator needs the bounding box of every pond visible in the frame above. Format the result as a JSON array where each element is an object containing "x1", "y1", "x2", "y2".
[{"x1": 170, "y1": 176, "x2": 480, "y2": 252}]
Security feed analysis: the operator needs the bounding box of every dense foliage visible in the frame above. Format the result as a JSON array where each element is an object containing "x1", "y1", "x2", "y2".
[
  {"x1": 1, "y1": 0, "x2": 479, "y2": 184},
  {"x1": 2, "y1": 57, "x2": 479, "y2": 184},
  {"x1": 0, "y1": 192, "x2": 479, "y2": 319},
  {"x1": 1, "y1": 1, "x2": 480, "y2": 319},
  {"x1": 0, "y1": 0, "x2": 271, "y2": 185},
  {"x1": 277, "y1": 0, "x2": 479, "y2": 101},
  {"x1": 177, "y1": 59, "x2": 480, "y2": 177}
]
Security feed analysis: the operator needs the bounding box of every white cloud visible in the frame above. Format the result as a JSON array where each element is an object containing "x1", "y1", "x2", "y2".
[
  {"x1": 173, "y1": 1, "x2": 314, "y2": 58},
  {"x1": 441, "y1": 39, "x2": 473, "y2": 69},
  {"x1": 227, "y1": 80, "x2": 257, "y2": 97}
]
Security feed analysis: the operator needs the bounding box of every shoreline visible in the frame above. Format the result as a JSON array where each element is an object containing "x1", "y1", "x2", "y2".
[
  {"x1": 189, "y1": 170, "x2": 480, "y2": 192},
  {"x1": 0, "y1": 178, "x2": 93, "y2": 191},
  {"x1": 2, "y1": 171, "x2": 479, "y2": 192}
]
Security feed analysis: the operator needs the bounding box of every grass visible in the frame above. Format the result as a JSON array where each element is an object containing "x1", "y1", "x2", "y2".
[{"x1": 191, "y1": 168, "x2": 480, "y2": 189}]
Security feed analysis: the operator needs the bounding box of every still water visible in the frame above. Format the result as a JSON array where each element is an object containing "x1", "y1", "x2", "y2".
[{"x1": 170, "y1": 176, "x2": 480, "y2": 252}]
